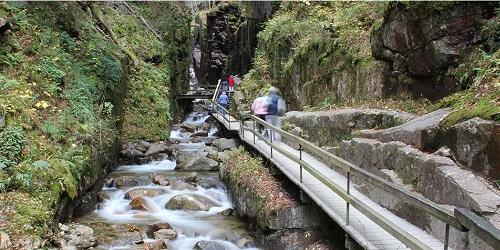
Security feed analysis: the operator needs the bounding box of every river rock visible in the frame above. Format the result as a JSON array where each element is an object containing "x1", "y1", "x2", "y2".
[
  {"x1": 217, "y1": 208, "x2": 234, "y2": 216},
  {"x1": 124, "y1": 188, "x2": 166, "y2": 199},
  {"x1": 359, "y1": 108, "x2": 452, "y2": 150},
  {"x1": 114, "y1": 176, "x2": 141, "y2": 188},
  {"x1": 146, "y1": 143, "x2": 169, "y2": 156},
  {"x1": 191, "y1": 131, "x2": 209, "y2": 137},
  {"x1": 184, "y1": 172, "x2": 199, "y2": 183},
  {"x1": 129, "y1": 197, "x2": 151, "y2": 211},
  {"x1": 56, "y1": 223, "x2": 97, "y2": 249},
  {"x1": 211, "y1": 138, "x2": 240, "y2": 151},
  {"x1": 130, "y1": 240, "x2": 168, "y2": 250},
  {"x1": 181, "y1": 122, "x2": 196, "y2": 133},
  {"x1": 146, "y1": 223, "x2": 172, "y2": 238},
  {"x1": 0, "y1": 232, "x2": 11, "y2": 250},
  {"x1": 153, "y1": 229, "x2": 178, "y2": 240},
  {"x1": 193, "y1": 240, "x2": 227, "y2": 250},
  {"x1": 176, "y1": 151, "x2": 219, "y2": 171},
  {"x1": 166, "y1": 193, "x2": 220, "y2": 211},
  {"x1": 169, "y1": 180, "x2": 197, "y2": 190},
  {"x1": 152, "y1": 175, "x2": 169, "y2": 186},
  {"x1": 236, "y1": 237, "x2": 254, "y2": 248}
]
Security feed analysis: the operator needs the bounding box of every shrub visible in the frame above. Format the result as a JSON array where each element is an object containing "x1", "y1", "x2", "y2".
[{"x1": 0, "y1": 127, "x2": 26, "y2": 169}]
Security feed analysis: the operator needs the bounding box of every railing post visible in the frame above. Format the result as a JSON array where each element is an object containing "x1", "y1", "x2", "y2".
[
  {"x1": 444, "y1": 223, "x2": 449, "y2": 250},
  {"x1": 346, "y1": 171, "x2": 350, "y2": 226},
  {"x1": 270, "y1": 130, "x2": 273, "y2": 158},
  {"x1": 253, "y1": 119, "x2": 256, "y2": 144},
  {"x1": 299, "y1": 144, "x2": 303, "y2": 183}
]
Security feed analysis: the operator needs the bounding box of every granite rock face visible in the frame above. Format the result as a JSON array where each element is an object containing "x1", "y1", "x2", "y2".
[
  {"x1": 371, "y1": 2, "x2": 497, "y2": 100},
  {"x1": 359, "y1": 108, "x2": 452, "y2": 150},
  {"x1": 444, "y1": 118, "x2": 500, "y2": 180},
  {"x1": 283, "y1": 109, "x2": 415, "y2": 147}
]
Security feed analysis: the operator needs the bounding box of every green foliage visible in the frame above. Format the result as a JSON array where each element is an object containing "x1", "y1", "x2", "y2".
[
  {"x1": 241, "y1": 1, "x2": 387, "y2": 108},
  {"x1": 123, "y1": 64, "x2": 171, "y2": 140},
  {"x1": 0, "y1": 127, "x2": 26, "y2": 169},
  {"x1": 0, "y1": 1, "x2": 186, "y2": 241}
]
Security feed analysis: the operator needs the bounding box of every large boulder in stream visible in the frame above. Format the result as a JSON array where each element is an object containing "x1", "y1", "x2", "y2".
[
  {"x1": 55, "y1": 223, "x2": 97, "y2": 249},
  {"x1": 175, "y1": 151, "x2": 219, "y2": 171},
  {"x1": 166, "y1": 194, "x2": 220, "y2": 211},
  {"x1": 146, "y1": 223, "x2": 172, "y2": 238},
  {"x1": 145, "y1": 143, "x2": 169, "y2": 156},
  {"x1": 113, "y1": 176, "x2": 141, "y2": 188},
  {"x1": 211, "y1": 138, "x2": 240, "y2": 151},
  {"x1": 193, "y1": 240, "x2": 228, "y2": 250},
  {"x1": 153, "y1": 229, "x2": 178, "y2": 240},
  {"x1": 124, "y1": 188, "x2": 166, "y2": 199},
  {"x1": 129, "y1": 197, "x2": 151, "y2": 211}
]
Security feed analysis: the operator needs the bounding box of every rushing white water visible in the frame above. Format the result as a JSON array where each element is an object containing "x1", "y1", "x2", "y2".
[{"x1": 77, "y1": 111, "x2": 257, "y2": 250}]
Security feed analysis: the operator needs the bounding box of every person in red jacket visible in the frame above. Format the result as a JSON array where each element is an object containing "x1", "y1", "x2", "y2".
[{"x1": 228, "y1": 75, "x2": 235, "y2": 92}]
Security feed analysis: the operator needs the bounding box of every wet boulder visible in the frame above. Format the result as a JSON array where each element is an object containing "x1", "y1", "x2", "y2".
[
  {"x1": 129, "y1": 197, "x2": 151, "y2": 211},
  {"x1": 124, "y1": 188, "x2": 166, "y2": 200},
  {"x1": 153, "y1": 229, "x2": 178, "y2": 240},
  {"x1": 184, "y1": 173, "x2": 199, "y2": 183},
  {"x1": 146, "y1": 223, "x2": 172, "y2": 238},
  {"x1": 211, "y1": 138, "x2": 240, "y2": 151},
  {"x1": 217, "y1": 208, "x2": 234, "y2": 216},
  {"x1": 131, "y1": 240, "x2": 168, "y2": 250},
  {"x1": 181, "y1": 122, "x2": 196, "y2": 133},
  {"x1": 191, "y1": 131, "x2": 209, "y2": 137},
  {"x1": 166, "y1": 194, "x2": 220, "y2": 211},
  {"x1": 175, "y1": 151, "x2": 219, "y2": 171},
  {"x1": 55, "y1": 223, "x2": 97, "y2": 249},
  {"x1": 151, "y1": 175, "x2": 169, "y2": 186},
  {"x1": 146, "y1": 143, "x2": 169, "y2": 157},
  {"x1": 114, "y1": 176, "x2": 141, "y2": 188},
  {"x1": 169, "y1": 180, "x2": 197, "y2": 191},
  {"x1": 193, "y1": 240, "x2": 228, "y2": 250}
]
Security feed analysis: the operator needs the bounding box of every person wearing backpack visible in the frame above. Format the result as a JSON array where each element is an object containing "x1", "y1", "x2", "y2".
[{"x1": 265, "y1": 87, "x2": 286, "y2": 141}]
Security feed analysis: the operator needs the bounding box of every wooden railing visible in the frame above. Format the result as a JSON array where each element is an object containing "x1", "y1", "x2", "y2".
[{"x1": 210, "y1": 107, "x2": 500, "y2": 250}]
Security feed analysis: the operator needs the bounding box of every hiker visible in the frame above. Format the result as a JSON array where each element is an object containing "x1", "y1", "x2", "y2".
[
  {"x1": 265, "y1": 87, "x2": 286, "y2": 141},
  {"x1": 251, "y1": 91, "x2": 268, "y2": 133},
  {"x1": 221, "y1": 75, "x2": 229, "y2": 92},
  {"x1": 218, "y1": 91, "x2": 229, "y2": 114},
  {"x1": 228, "y1": 75, "x2": 235, "y2": 92}
]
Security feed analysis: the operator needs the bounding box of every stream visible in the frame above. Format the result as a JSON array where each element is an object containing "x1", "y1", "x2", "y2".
[{"x1": 75, "y1": 110, "x2": 258, "y2": 250}]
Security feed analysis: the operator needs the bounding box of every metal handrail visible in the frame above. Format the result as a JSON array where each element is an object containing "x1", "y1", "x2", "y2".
[
  {"x1": 212, "y1": 79, "x2": 221, "y2": 101},
  {"x1": 211, "y1": 108, "x2": 499, "y2": 249},
  {"x1": 207, "y1": 100, "x2": 237, "y2": 130},
  {"x1": 237, "y1": 113, "x2": 467, "y2": 250}
]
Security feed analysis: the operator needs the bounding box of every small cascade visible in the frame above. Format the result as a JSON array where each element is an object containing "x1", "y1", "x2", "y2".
[{"x1": 76, "y1": 110, "x2": 255, "y2": 250}]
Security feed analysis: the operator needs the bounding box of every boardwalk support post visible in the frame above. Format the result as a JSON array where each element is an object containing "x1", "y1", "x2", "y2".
[
  {"x1": 270, "y1": 131, "x2": 273, "y2": 158},
  {"x1": 253, "y1": 119, "x2": 256, "y2": 144},
  {"x1": 444, "y1": 223, "x2": 449, "y2": 250},
  {"x1": 347, "y1": 171, "x2": 350, "y2": 226},
  {"x1": 299, "y1": 144, "x2": 303, "y2": 183}
]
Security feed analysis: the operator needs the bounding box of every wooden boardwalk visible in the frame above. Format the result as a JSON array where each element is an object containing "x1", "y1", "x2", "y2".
[{"x1": 212, "y1": 112, "x2": 449, "y2": 250}]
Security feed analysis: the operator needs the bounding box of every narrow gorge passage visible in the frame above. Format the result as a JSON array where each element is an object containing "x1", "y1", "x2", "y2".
[{"x1": 75, "y1": 111, "x2": 257, "y2": 250}]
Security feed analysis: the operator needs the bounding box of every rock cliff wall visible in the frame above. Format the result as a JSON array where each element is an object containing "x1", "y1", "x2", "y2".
[
  {"x1": 193, "y1": 2, "x2": 274, "y2": 86},
  {"x1": 371, "y1": 2, "x2": 498, "y2": 100}
]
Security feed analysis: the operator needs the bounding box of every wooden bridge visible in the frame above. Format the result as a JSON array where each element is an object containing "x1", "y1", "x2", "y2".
[{"x1": 204, "y1": 100, "x2": 500, "y2": 250}]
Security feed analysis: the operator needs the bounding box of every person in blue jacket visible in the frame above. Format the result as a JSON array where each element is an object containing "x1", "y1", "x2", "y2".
[
  {"x1": 218, "y1": 91, "x2": 229, "y2": 114},
  {"x1": 265, "y1": 87, "x2": 286, "y2": 141}
]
